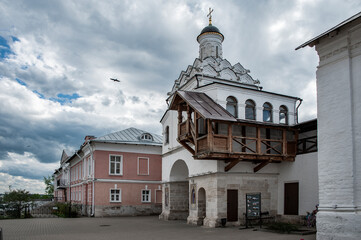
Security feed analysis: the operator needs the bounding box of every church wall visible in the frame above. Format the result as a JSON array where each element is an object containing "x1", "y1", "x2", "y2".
[
  {"x1": 199, "y1": 84, "x2": 297, "y2": 124},
  {"x1": 161, "y1": 148, "x2": 218, "y2": 182},
  {"x1": 314, "y1": 21, "x2": 361, "y2": 239},
  {"x1": 277, "y1": 152, "x2": 318, "y2": 216}
]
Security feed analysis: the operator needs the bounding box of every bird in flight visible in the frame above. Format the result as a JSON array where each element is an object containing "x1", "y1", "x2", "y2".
[{"x1": 110, "y1": 78, "x2": 120, "y2": 82}]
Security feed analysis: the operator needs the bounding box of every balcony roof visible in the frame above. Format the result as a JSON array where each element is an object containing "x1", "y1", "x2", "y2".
[{"x1": 169, "y1": 91, "x2": 237, "y2": 122}]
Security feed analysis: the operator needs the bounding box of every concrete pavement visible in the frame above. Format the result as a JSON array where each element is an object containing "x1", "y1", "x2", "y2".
[{"x1": 0, "y1": 216, "x2": 316, "y2": 240}]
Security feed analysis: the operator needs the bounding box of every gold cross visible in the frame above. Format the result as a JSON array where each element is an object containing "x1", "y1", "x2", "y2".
[{"x1": 207, "y1": 8, "x2": 214, "y2": 25}]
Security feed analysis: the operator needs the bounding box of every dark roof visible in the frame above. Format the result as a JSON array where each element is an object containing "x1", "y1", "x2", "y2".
[
  {"x1": 197, "y1": 24, "x2": 224, "y2": 42},
  {"x1": 169, "y1": 91, "x2": 237, "y2": 122},
  {"x1": 296, "y1": 11, "x2": 361, "y2": 50},
  {"x1": 295, "y1": 118, "x2": 317, "y2": 133}
]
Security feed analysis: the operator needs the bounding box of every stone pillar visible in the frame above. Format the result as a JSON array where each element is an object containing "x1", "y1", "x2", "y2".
[
  {"x1": 315, "y1": 23, "x2": 361, "y2": 240},
  {"x1": 159, "y1": 181, "x2": 189, "y2": 220}
]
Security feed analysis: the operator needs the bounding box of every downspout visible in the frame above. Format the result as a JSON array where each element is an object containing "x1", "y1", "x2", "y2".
[
  {"x1": 88, "y1": 142, "x2": 95, "y2": 217},
  {"x1": 295, "y1": 99, "x2": 303, "y2": 124}
]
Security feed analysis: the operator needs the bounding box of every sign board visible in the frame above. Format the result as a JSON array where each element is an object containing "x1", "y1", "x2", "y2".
[
  {"x1": 246, "y1": 193, "x2": 261, "y2": 217},
  {"x1": 53, "y1": 207, "x2": 58, "y2": 210}
]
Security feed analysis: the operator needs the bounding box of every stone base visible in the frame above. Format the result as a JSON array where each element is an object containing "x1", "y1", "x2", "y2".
[
  {"x1": 95, "y1": 204, "x2": 162, "y2": 217},
  {"x1": 317, "y1": 211, "x2": 361, "y2": 240},
  {"x1": 159, "y1": 210, "x2": 188, "y2": 220},
  {"x1": 187, "y1": 216, "x2": 204, "y2": 226}
]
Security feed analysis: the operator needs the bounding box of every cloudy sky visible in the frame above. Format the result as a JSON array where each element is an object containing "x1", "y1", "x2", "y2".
[{"x1": 0, "y1": 0, "x2": 360, "y2": 194}]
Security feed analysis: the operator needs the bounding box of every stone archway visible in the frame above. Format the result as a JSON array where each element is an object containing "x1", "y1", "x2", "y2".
[
  {"x1": 160, "y1": 160, "x2": 189, "y2": 220},
  {"x1": 197, "y1": 188, "x2": 206, "y2": 225}
]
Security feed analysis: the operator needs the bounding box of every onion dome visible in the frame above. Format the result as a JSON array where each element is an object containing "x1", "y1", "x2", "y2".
[{"x1": 197, "y1": 24, "x2": 224, "y2": 42}]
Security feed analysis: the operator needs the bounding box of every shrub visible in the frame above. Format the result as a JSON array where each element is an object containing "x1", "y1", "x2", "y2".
[{"x1": 54, "y1": 203, "x2": 78, "y2": 218}]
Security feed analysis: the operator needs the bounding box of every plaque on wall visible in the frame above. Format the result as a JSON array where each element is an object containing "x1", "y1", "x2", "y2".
[{"x1": 246, "y1": 193, "x2": 261, "y2": 217}]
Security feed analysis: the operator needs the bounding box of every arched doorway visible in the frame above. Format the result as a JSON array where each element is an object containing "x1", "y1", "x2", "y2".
[
  {"x1": 163, "y1": 160, "x2": 189, "y2": 220},
  {"x1": 170, "y1": 160, "x2": 189, "y2": 181},
  {"x1": 198, "y1": 188, "x2": 206, "y2": 225}
]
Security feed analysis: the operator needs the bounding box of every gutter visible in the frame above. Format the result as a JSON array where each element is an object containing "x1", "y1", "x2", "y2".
[{"x1": 295, "y1": 99, "x2": 303, "y2": 124}]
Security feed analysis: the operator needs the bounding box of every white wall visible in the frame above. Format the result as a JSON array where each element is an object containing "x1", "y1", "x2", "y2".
[{"x1": 277, "y1": 152, "x2": 318, "y2": 215}]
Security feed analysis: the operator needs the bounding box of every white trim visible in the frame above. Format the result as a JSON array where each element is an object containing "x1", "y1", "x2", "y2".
[
  {"x1": 109, "y1": 188, "x2": 122, "y2": 202},
  {"x1": 109, "y1": 154, "x2": 123, "y2": 175},
  {"x1": 141, "y1": 189, "x2": 151, "y2": 203},
  {"x1": 96, "y1": 179, "x2": 161, "y2": 184},
  {"x1": 137, "y1": 157, "x2": 149, "y2": 175}
]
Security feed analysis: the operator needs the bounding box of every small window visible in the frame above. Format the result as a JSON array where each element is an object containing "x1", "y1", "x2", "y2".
[
  {"x1": 245, "y1": 99, "x2": 256, "y2": 120},
  {"x1": 109, "y1": 155, "x2": 123, "y2": 175},
  {"x1": 263, "y1": 102, "x2": 273, "y2": 122},
  {"x1": 142, "y1": 189, "x2": 151, "y2": 203},
  {"x1": 141, "y1": 133, "x2": 153, "y2": 141},
  {"x1": 279, "y1": 105, "x2": 288, "y2": 125},
  {"x1": 226, "y1": 96, "x2": 238, "y2": 117},
  {"x1": 110, "y1": 189, "x2": 121, "y2": 202},
  {"x1": 165, "y1": 126, "x2": 169, "y2": 144}
]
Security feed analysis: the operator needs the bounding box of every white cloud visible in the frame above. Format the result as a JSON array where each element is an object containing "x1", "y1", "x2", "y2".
[{"x1": 0, "y1": 172, "x2": 47, "y2": 194}]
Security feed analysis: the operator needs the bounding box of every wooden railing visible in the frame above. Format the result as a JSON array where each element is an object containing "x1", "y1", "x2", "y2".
[{"x1": 297, "y1": 136, "x2": 317, "y2": 154}]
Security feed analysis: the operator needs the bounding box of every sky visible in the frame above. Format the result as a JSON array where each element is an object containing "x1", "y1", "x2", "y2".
[{"x1": 0, "y1": 0, "x2": 360, "y2": 194}]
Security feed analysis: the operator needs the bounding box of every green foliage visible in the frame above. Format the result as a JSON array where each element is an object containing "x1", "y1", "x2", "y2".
[
  {"x1": 44, "y1": 175, "x2": 54, "y2": 195},
  {"x1": 267, "y1": 222, "x2": 299, "y2": 233},
  {"x1": 2, "y1": 189, "x2": 32, "y2": 218},
  {"x1": 53, "y1": 203, "x2": 78, "y2": 218}
]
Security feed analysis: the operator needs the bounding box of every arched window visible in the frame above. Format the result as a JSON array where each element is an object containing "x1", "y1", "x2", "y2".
[
  {"x1": 263, "y1": 102, "x2": 273, "y2": 122},
  {"x1": 245, "y1": 99, "x2": 256, "y2": 120},
  {"x1": 279, "y1": 105, "x2": 288, "y2": 124},
  {"x1": 165, "y1": 126, "x2": 169, "y2": 144},
  {"x1": 141, "y1": 133, "x2": 153, "y2": 141},
  {"x1": 226, "y1": 96, "x2": 238, "y2": 118}
]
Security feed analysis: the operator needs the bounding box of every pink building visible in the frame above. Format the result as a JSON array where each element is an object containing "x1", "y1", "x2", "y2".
[{"x1": 54, "y1": 127, "x2": 162, "y2": 217}]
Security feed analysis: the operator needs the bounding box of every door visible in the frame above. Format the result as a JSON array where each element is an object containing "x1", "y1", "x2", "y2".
[
  {"x1": 227, "y1": 189, "x2": 238, "y2": 221},
  {"x1": 284, "y1": 182, "x2": 299, "y2": 215}
]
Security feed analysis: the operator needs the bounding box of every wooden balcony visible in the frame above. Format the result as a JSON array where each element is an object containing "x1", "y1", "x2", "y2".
[{"x1": 170, "y1": 91, "x2": 298, "y2": 172}]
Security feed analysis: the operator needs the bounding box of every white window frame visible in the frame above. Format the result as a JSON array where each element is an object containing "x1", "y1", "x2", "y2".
[
  {"x1": 137, "y1": 157, "x2": 149, "y2": 175},
  {"x1": 109, "y1": 155, "x2": 123, "y2": 175},
  {"x1": 141, "y1": 189, "x2": 151, "y2": 203},
  {"x1": 110, "y1": 189, "x2": 121, "y2": 202}
]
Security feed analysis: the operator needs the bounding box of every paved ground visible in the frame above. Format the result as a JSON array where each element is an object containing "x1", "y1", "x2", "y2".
[{"x1": 0, "y1": 216, "x2": 316, "y2": 240}]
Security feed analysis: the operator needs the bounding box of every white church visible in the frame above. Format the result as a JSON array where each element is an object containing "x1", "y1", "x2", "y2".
[{"x1": 159, "y1": 11, "x2": 318, "y2": 228}]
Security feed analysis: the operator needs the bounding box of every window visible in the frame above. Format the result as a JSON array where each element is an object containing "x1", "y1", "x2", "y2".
[
  {"x1": 138, "y1": 157, "x2": 149, "y2": 175},
  {"x1": 109, "y1": 155, "x2": 123, "y2": 175},
  {"x1": 245, "y1": 99, "x2": 256, "y2": 120},
  {"x1": 165, "y1": 126, "x2": 169, "y2": 144},
  {"x1": 226, "y1": 96, "x2": 238, "y2": 117},
  {"x1": 141, "y1": 133, "x2": 153, "y2": 141},
  {"x1": 263, "y1": 102, "x2": 273, "y2": 122},
  {"x1": 142, "y1": 190, "x2": 151, "y2": 203},
  {"x1": 110, "y1": 189, "x2": 121, "y2": 202},
  {"x1": 279, "y1": 105, "x2": 288, "y2": 124}
]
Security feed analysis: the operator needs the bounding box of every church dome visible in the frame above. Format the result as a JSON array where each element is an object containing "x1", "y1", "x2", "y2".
[{"x1": 197, "y1": 24, "x2": 224, "y2": 42}]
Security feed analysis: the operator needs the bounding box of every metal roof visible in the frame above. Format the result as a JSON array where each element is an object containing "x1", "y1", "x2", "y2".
[
  {"x1": 93, "y1": 127, "x2": 162, "y2": 145},
  {"x1": 170, "y1": 91, "x2": 237, "y2": 122},
  {"x1": 296, "y1": 11, "x2": 361, "y2": 50}
]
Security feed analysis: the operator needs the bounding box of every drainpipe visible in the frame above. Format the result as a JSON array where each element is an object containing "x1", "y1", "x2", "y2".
[
  {"x1": 295, "y1": 99, "x2": 303, "y2": 124},
  {"x1": 87, "y1": 142, "x2": 95, "y2": 217}
]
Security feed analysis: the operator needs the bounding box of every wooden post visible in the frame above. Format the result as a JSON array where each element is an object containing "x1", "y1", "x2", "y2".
[
  {"x1": 178, "y1": 104, "x2": 183, "y2": 138},
  {"x1": 257, "y1": 127, "x2": 261, "y2": 154},
  {"x1": 186, "y1": 105, "x2": 191, "y2": 135},
  {"x1": 207, "y1": 119, "x2": 213, "y2": 151},
  {"x1": 282, "y1": 129, "x2": 287, "y2": 155},
  {"x1": 228, "y1": 123, "x2": 232, "y2": 153}
]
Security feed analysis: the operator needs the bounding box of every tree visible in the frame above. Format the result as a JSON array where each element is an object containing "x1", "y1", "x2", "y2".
[
  {"x1": 2, "y1": 189, "x2": 32, "y2": 218},
  {"x1": 44, "y1": 175, "x2": 54, "y2": 195}
]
